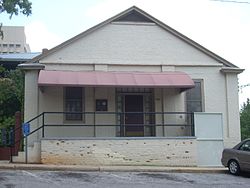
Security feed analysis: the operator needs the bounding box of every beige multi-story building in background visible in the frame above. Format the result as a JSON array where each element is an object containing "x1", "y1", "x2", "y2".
[{"x1": 0, "y1": 26, "x2": 30, "y2": 53}]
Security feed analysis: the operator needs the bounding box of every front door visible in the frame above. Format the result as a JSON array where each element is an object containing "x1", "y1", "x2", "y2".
[{"x1": 124, "y1": 95, "x2": 144, "y2": 136}]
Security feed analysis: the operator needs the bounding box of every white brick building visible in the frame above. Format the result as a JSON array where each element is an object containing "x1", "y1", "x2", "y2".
[{"x1": 17, "y1": 6, "x2": 243, "y2": 166}]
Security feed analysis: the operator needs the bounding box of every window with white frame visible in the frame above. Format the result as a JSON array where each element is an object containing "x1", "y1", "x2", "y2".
[
  {"x1": 186, "y1": 80, "x2": 203, "y2": 113},
  {"x1": 64, "y1": 87, "x2": 84, "y2": 121}
]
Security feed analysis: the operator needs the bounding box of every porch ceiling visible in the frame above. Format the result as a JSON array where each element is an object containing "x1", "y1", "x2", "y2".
[{"x1": 38, "y1": 70, "x2": 195, "y2": 89}]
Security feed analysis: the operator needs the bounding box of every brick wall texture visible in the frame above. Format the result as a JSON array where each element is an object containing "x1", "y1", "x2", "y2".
[{"x1": 41, "y1": 138, "x2": 197, "y2": 166}]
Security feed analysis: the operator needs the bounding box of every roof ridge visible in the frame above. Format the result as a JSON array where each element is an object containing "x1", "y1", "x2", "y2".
[{"x1": 26, "y1": 6, "x2": 238, "y2": 68}]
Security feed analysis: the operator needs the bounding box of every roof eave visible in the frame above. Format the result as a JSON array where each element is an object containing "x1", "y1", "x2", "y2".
[
  {"x1": 18, "y1": 63, "x2": 45, "y2": 70},
  {"x1": 220, "y1": 67, "x2": 244, "y2": 74}
]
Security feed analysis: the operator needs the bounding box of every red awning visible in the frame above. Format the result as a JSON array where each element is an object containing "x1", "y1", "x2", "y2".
[{"x1": 38, "y1": 70, "x2": 194, "y2": 89}]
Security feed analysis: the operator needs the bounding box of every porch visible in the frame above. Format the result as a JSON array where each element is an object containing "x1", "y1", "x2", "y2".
[
  {"x1": 20, "y1": 111, "x2": 197, "y2": 166},
  {"x1": 17, "y1": 70, "x2": 224, "y2": 166},
  {"x1": 14, "y1": 111, "x2": 223, "y2": 167}
]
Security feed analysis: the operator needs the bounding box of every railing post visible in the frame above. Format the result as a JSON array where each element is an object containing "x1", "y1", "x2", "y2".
[
  {"x1": 162, "y1": 112, "x2": 165, "y2": 137},
  {"x1": 161, "y1": 88, "x2": 165, "y2": 137},
  {"x1": 42, "y1": 112, "x2": 45, "y2": 138},
  {"x1": 14, "y1": 111, "x2": 21, "y2": 156},
  {"x1": 25, "y1": 135, "x2": 28, "y2": 164},
  {"x1": 119, "y1": 112, "x2": 124, "y2": 137},
  {"x1": 93, "y1": 112, "x2": 96, "y2": 137},
  {"x1": 10, "y1": 146, "x2": 13, "y2": 163},
  {"x1": 191, "y1": 113, "x2": 195, "y2": 136}
]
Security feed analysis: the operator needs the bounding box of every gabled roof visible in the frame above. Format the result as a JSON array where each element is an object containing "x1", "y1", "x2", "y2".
[{"x1": 27, "y1": 6, "x2": 238, "y2": 68}]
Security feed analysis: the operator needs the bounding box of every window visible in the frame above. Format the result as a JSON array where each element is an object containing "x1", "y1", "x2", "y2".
[
  {"x1": 9, "y1": 44, "x2": 14, "y2": 48},
  {"x1": 186, "y1": 80, "x2": 203, "y2": 113},
  {"x1": 64, "y1": 87, "x2": 84, "y2": 121},
  {"x1": 96, "y1": 99, "x2": 108, "y2": 111},
  {"x1": 239, "y1": 141, "x2": 250, "y2": 152},
  {"x1": 16, "y1": 44, "x2": 21, "y2": 48},
  {"x1": 3, "y1": 44, "x2": 7, "y2": 47}
]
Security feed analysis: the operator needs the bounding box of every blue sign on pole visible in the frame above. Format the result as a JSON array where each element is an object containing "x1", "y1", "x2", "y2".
[{"x1": 22, "y1": 123, "x2": 30, "y2": 136}]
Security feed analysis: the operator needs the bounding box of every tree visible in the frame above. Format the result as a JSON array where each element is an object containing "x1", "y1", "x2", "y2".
[
  {"x1": 240, "y1": 98, "x2": 250, "y2": 140},
  {"x1": 0, "y1": 66, "x2": 24, "y2": 128},
  {"x1": 0, "y1": 0, "x2": 32, "y2": 38},
  {"x1": 0, "y1": 0, "x2": 32, "y2": 18}
]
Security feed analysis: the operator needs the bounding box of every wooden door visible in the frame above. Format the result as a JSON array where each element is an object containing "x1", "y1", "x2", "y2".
[{"x1": 124, "y1": 95, "x2": 144, "y2": 136}]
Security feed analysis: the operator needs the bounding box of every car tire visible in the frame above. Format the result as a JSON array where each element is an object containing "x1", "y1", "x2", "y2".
[{"x1": 228, "y1": 160, "x2": 240, "y2": 175}]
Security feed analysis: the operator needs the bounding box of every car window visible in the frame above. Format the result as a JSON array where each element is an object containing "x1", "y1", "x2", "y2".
[{"x1": 239, "y1": 141, "x2": 250, "y2": 152}]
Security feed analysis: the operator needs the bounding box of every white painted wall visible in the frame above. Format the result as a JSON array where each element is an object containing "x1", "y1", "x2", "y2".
[
  {"x1": 224, "y1": 73, "x2": 241, "y2": 146},
  {"x1": 24, "y1": 70, "x2": 40, "y2": 146},
  {"x1": 40, "y1": 23, "x2": 221, "y2": 66}
]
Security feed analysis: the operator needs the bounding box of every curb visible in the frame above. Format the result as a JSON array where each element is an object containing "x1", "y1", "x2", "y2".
[
  {"x1": 0, "y1": 163, "x2": 227, "y2": 173},
  {"x1": 99, "y1": 166, "x2": 227, "y2": 173}
]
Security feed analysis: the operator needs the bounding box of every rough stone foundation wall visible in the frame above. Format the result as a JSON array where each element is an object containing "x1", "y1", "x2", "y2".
[{"x1": 41, "y1": 138, "x2": 197, "y2": 166}]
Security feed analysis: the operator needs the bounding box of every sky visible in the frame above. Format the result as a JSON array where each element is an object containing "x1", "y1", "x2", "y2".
[{"x1": 1, "y1": 0, "x2": 250, "y2": 107}]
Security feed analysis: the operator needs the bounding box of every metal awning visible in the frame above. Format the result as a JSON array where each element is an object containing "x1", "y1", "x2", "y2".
[{"x1": 38, "y1": 70, "x2": 194, "y2": 89}]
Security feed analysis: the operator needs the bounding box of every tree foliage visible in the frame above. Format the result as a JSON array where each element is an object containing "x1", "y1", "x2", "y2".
[
  {"x1": 240, "y1": 98, "x2": 250, "y2": 140},
  {"x1": 0, "y1": 0, "x2": 32, "y2": 18},
  {"x1": 0, "y1": 66, "x2": 24, "y2": 128},
  {"x1": 0, "y1": 0, "x2": 32, "y2": 39}
]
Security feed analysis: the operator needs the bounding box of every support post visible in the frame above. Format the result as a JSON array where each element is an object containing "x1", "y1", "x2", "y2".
[
  {"x1": 25, "y1": 136, "x2": 28, "y2": 164},
  {"x1": 42, "y1": 113, "x2": 45, "y2": 138},
  {"x1": 161, "y1": 88, "x2": 165, "y2": 137}
]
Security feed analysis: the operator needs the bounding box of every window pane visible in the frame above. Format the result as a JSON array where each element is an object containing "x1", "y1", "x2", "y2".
[
  {"x1": 186, "y1": 81, "x2": 202, "y2": 113},
  {"x1": 187, "y1": 101, "x2": 202, "y2": 112},
  {"x1": 65, "y1": 87, "x2": 83, "y2": 121},
  {"x1": 186, "y1": 82, "x2": 201, "y2": 100}
]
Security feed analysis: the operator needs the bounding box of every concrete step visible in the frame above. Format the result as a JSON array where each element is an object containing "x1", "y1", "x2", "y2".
[{"x1": 12, "y1": 142, "x2": 41, "y2": 163}]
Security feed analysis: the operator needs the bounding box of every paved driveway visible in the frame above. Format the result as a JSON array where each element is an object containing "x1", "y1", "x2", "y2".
[{"x1": 0, "y1": 170, "x2": 249, "y2": 188}]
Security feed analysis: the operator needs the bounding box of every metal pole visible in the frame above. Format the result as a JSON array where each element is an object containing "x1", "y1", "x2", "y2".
[
  {"x1": 10, "y1": 128, "x2": 14, "y2": 163},
  {"x1": 191, "y1": 113, "x2": 195, "y2": 136},
  {"x1": 120, "y1": 113, "x2": 124, "y2": 137},
  {"x1": 42, "y1": 113, "x2": 45, "y2": 138},
  {"x1": 10, "y1": 146, "x2": 13, "y2": 163},
  {"x1": 94, "y1": 112, "x2": 96, "y2": 137},
  {"x1": 25, "y1": 136, "x2": 28, "y2": 164},
  {"x1": 93, "y1": 88, "x2": 96, "y2": 137},
  {"x1": 161, "y1": 88, "x2": 165, "y2": 137}
]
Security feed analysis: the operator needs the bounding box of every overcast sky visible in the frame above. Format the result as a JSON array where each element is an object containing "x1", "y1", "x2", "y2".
[{"x1": 1, "y1": 0, "x2": 250, "y2": 106}]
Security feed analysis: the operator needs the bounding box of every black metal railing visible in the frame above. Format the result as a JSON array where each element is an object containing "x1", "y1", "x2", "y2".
[
  {"x1": 11, "y1": 111, "x2": 194, "y2": 163},
  {"x1": 10, "y1": 113, "x2": 44, "y2": 163},
  {"x1": 41, "y1": 111, "x2": 194, "y2": 137}
]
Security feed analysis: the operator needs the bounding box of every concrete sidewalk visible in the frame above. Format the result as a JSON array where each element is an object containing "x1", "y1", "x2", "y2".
[{"x1": 0, "y1": 161, "x2": 227, "y2": 173}]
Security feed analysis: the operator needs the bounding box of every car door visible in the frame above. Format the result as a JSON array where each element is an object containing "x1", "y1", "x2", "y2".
[{"x1": 237, "y1": 140, "x2": 250, "y2": 171}]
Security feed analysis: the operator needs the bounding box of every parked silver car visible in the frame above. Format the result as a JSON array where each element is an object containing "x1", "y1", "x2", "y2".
[{"x1": 221, "y1": 139, "x2": 250, "y2": 175}]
